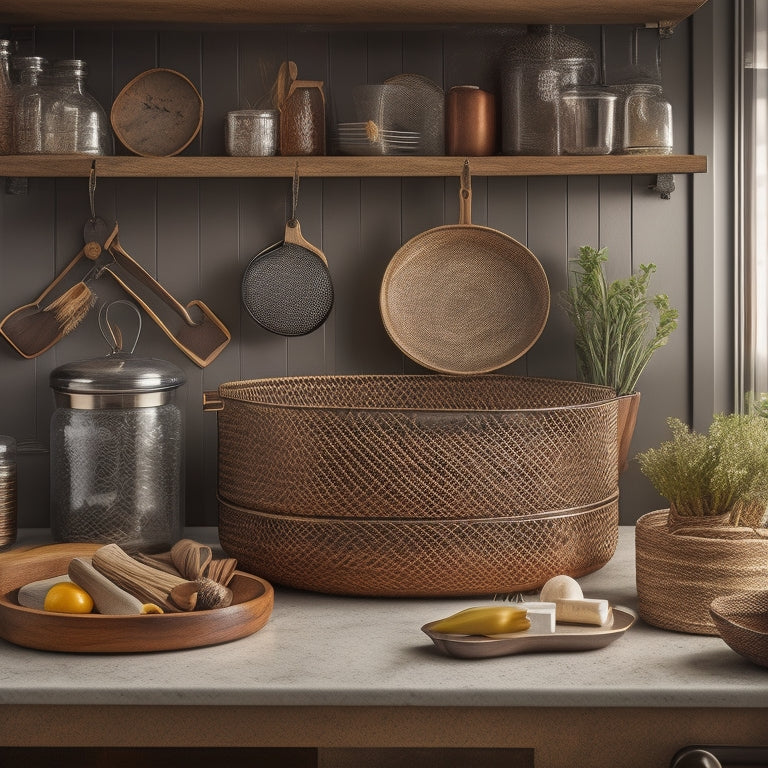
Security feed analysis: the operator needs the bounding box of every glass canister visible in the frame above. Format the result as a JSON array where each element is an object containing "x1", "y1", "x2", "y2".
[
  {"x1": 501, "y1": 25, "x2": 598, "y2": 156},
  {"x1": 225, "y1": 109, "x2": 279, "y2": 156},
  {"x1": 11, "y1": 55, "x2": 48, "y2": 153},
  {"x1": 49, "y1": 303, "x2": 185, "y2": 553},
  {"x1": 0, "y1": 436, "x2": 17, "y2": 551},
  {"x1": 622, "y1": 82, "x2": 673, "y2": 155},
  {"x1": 559, "y1": 85, "x2": 617, "y2": 155},
  {"x1": 40, "y1": 59, "x2": 111, "y2": 155},
  {"x1": 0, "y1": 40, "x2": 14, "y2": 155}
]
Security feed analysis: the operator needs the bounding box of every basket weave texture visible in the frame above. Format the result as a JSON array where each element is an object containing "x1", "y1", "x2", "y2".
[
  {"x1": 636, "y1": 510, "x2": 768, "y2": 635},
  {"x1": 216, "y1": 374, "x2": 618, "y2": 519},
  {"x1": 215, "y1": 374, "x2": 620, "y2": 596},
  {"x1": 218, "y1": 497, "x2": 618, "y2": 597}
]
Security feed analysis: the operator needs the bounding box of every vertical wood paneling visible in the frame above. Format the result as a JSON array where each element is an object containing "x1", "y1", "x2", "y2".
[{"x1": 0, "y1": 23, "x2": 702, "y2": 529}]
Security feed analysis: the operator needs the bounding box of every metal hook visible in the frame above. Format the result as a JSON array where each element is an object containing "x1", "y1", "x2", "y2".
[
  {"x1": 88, "y1": 160, "x2": 97, "y2": 222},
  {"x1": 98, "y1": 299, "x2": 142, "y2": 355}
]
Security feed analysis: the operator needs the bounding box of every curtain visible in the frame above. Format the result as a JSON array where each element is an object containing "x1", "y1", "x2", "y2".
[{"x1": 738, "y1": 0, "x2": 768, "y2": 409}]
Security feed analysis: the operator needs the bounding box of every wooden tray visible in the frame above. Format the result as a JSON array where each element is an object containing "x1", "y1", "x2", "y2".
[
  {"x1": 0, "y1": 543, "x2": 273, "y2": 653},
  {"x1": 422, "y1": 606, "x2": 636, "y2": 659}
]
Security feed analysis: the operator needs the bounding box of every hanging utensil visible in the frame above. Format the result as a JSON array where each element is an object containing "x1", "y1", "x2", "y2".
[
  {"x1": 379, "y1": 160, "x2": 550, "y2": 375},
  {"x1": 0, "y1": 165, "x2": 113, "y2": 358},
  {"x1": 241, "y1": 165, "x2": 334, "y2": 336}
]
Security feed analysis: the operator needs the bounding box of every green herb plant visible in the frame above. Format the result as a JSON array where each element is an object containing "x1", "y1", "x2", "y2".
[
  {"x1": 637, "y1": 413, "x2": 768, "y2": 526},
  {"x1": 561, "y1": 245, "x2": 679, "y2": 396}
]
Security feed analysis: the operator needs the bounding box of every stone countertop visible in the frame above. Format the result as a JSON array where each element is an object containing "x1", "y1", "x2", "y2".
[{"x1": 0, "y1": 526, "x2": 764, "y2": 709}]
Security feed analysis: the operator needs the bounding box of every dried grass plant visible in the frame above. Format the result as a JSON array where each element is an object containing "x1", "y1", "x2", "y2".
[
  {"x1": 561, "y1": 245, "x2": 678, "y2": 396},
  {"x1": 637, "y1": 413, "x2": 768, "y2": 526}
]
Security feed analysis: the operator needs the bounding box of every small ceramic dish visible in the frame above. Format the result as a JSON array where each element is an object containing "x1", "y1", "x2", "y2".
[
  {"x1": 710, "y1": 591, "x2": 768, "y2": 668},
  {"x1": 0, "y1": 543, "x2": 273, "y2": 653},
  {"x1": 111, "y1": 68, "x2": 203, "y2": 157},
  {"x1": 422, "y1": 606, "x2": 636, "y2": 659}
]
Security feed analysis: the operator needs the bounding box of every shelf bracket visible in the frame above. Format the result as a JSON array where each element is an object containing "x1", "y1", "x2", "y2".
[{"x1": 650, "y1": 173, "x2": 675, "y2": 200}]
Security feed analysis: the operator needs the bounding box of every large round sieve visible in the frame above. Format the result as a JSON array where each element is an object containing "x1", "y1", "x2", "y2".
[
  {"x1": 241, "y1": 170, "x2": 334, "y2": 337},
  {"x1": 380, "y1": 163, "x2": 550, "y2": 374}
]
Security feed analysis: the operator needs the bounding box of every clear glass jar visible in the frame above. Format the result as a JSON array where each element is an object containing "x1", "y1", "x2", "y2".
[
  {"x1": 501, "y1": 25, "x2": 598, "y2": 156},
  {"x1": 559, "y1": 85, "x2": 617, "y2": 155},
  {"x1": 49, "y1": 305, "x2": 186, "y2": 553},
  {"x1": 0, "y1": 436, "x2": 17, "y2": 551},
  {"x1": 40, "y1": 59, "x2": 111, "y2": 155},
  {"x1": 11, "y1": 55, "x2": 47, "y2": 153},
  {"x1": 622, "y1": 82, "x2": 673, "y2": 155},
  {"x1": 0, "y1": 40, "x2": 14, "y2": 155}
]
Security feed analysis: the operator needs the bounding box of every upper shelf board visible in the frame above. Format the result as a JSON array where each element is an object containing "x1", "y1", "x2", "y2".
[
  {"x1": 1, "y1": 0, "x2": 709, "y2": 27},
  {"x1": 0, "y1": 155, "x2": 708, "y2": 179}
]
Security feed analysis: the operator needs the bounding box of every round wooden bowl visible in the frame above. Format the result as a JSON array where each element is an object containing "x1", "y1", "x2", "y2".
[
  {"x1": 0, "y1": 543, "x2": 273, "y2": 653},
  {"x1": 111, "y1": 68, "x2": 203, "y2": 157},
  {"x1": 710, "y1": 591, "x2": 768, "y2": 668}
]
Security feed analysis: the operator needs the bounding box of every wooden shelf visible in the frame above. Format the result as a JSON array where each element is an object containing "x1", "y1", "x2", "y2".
[
  {"x1": 1, "y1": 0, "x2": 709, "y2": 28},
  {"x1": 0, "y1": 154, "x2": 707, "y2": 179}
]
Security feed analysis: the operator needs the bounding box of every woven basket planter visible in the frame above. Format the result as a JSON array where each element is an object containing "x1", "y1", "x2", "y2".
[
  {"x1": 209, "y1": 374, "x2": 623, "y2": 596},
  {"x1": 635, "y1": 509, "x2": 768, "y2": 635}
]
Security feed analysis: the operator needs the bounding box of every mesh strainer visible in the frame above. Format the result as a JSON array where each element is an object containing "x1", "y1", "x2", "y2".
[
  {"x1": 241, "y1": 169, "x2": 334, "y2": 336},
  {"x1": 380, "y1": 162, "x2": 550, "y2": 374}
]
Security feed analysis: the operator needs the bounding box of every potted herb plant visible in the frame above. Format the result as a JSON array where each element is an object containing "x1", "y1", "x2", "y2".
[
  {"x1": 561, "y1": 245, "x2": 679, "y2": 470},
  {"x1": 634, "y1": 413, "x2": 768, "y2": 634}
]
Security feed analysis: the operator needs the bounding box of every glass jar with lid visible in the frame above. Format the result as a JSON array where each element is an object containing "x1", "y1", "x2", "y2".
[
  {"x1": 501, "y1": 24, "x2": 598, "y2": 155},
  {"x1": 40, "y1": 59, "x2": 111, "y2": 155},
  {"x1": 11, "y1": 55, "x2": 48, "y2": 153},
  {"x1": 0, "y1": 40, "x2": 14, "y2": 155},
  {"x1": 49, "y1": 302, "x2": 185, "y2": 553},
  {"x1": 622, "y1": 81, "x2": 673, "y2": 155}
]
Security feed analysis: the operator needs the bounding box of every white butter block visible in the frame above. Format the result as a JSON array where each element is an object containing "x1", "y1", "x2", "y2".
[
  {"x1": 555, "y1": 597, "x2": 611, "y2": 626},
  {"x1": 521, "y1": 601, "x2": 556, "y2": 633}
]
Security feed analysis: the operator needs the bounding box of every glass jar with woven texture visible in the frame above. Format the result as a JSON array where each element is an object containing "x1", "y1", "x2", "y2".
[
  {"x1": 501, "y1": 24, "x2": 598, "y2": 155},
  {"x1": 11, "y1": 55, "x2": 47, "y2": 153},
  {"x1": 622, "y1": 81, "x2": 673, "y2": 154},
  {"x1": 40, "y1": 59, "x2": 111, "y2": 154},
  {"x1": 49, "y1": 304, "x2": 185, "y2": 553},
  {"x1": 0, "y1": 40, "x2": 14, "y2": 155}
]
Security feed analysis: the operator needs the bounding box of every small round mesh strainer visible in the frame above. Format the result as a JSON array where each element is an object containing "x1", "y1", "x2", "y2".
[
  {"x1": 380, "y1": 163, "x2": 550, "y2": 374},
  {"x1": 241, "y1": 169, "x2": 334, "y2": 337}
]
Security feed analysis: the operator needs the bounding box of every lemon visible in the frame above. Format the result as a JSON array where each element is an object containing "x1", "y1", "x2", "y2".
[{"x1": 43, "y1": 582, "x2": 94, "y2": 614}]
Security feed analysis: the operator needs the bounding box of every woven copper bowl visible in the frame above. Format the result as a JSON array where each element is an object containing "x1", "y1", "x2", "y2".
[
  {"x1": 209, "y1": 374, "x2": 621, "y2": 596},
  {"x1": 212, "y1": 374, "x2": 619, "y2": 520},
  {"x1": 710, "y1": 591, "x2": 768, "y2": 668},
  {"x1": 218, "y1": 496, "x2": 619, "y2": 597}
]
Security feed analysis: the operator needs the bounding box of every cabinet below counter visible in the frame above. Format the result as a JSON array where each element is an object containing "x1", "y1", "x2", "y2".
[{"x1": 0, "y1": 526, "x2": 765, "y2": 768}]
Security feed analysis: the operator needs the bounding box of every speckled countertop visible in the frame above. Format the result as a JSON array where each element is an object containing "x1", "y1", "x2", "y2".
[{"x1": 0, "y1": 526, "x2": 764, "y2": 708}]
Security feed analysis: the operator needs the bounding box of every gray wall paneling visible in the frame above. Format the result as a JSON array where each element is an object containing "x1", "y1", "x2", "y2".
[{"x1": 0, "y1": 21, "x2": 720, "y2": 529}]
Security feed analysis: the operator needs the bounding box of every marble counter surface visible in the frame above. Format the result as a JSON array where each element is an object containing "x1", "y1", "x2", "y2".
[{"x1": 0, "y1": 526, "x2": 765, "y2": 709}]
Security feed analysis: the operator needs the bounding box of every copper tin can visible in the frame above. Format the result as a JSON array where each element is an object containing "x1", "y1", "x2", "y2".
[{"x1": 446, "y1": 85, "x2": 496, "y2": 156}]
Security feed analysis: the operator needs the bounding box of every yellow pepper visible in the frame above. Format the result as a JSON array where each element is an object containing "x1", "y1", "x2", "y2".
[
  {"x1": 43, "y1": 582, "x2": 94, "y2": 614},
  {"x1": 430, "y1": 605, "x2": 530, "y2": 636}
]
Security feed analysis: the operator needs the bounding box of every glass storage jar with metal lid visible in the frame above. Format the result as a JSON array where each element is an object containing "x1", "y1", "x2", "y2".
[
  {"x1": 40, "y1": 59, "x2": 111, "y2": 155},
  {"x1": 500, "y1": 24, "x2": 598, "y2": 156},
  {"x1": 49, "y1": 302, "x2": 185, "y2": 553}
]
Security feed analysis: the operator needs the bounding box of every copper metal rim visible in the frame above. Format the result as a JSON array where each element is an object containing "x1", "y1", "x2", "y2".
[{"x1": 380, "y1": 223, "x2": 550, "y2": 374}]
